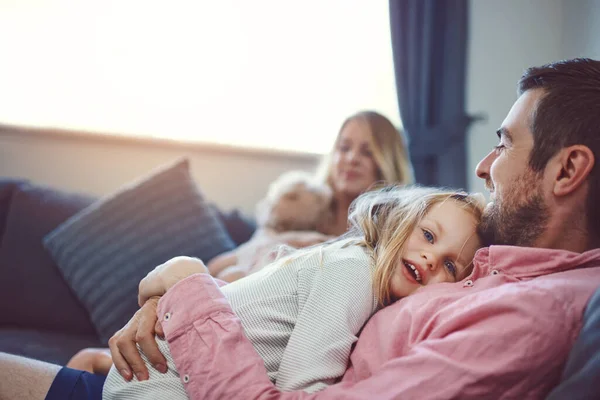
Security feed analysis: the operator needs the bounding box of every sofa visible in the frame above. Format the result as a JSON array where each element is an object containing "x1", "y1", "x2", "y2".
[
  {"x1": 0, "y1": 176, "x2": 255, "y2": 365},
  {"x1": 0, "y1": 175, "x2": 598, "y2": 399}
]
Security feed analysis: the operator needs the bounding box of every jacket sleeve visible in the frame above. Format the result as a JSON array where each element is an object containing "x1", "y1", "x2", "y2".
[{"x1": 158, "y1": 274, "x2": 577, "y2": 400}]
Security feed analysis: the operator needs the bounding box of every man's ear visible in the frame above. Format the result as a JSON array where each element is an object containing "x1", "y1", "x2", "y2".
[{"x1": 552, "y1": 145, "x2": 595, "y2": 197}]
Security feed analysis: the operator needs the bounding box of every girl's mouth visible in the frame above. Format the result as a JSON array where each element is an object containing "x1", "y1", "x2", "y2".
[{"x1": 403, "y1": 260, "x2": 422, "y2": 284}]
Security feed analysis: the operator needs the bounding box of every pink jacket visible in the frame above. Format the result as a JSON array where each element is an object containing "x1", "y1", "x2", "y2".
[{"x1": 157, "y1": 246, "x2": 600, "y2": 399}]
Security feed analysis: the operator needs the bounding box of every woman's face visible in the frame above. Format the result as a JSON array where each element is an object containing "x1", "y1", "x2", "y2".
[{"x1": 330, "y1": 118, "x2": 379, "y2": 200}]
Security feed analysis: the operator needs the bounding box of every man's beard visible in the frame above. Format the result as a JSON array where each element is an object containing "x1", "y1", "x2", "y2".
[{"x1": 478, "y1": 171, "x2": 549, "y2": 247}]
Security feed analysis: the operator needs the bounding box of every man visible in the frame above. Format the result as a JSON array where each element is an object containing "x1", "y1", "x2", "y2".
[{"x1": 2, "y1": 57, "x2": 600, "y2": 399}]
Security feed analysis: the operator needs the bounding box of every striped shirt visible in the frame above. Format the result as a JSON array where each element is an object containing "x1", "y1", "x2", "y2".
[{"x1": 103, "y1": 239, "x2": 378, "y2": 399}]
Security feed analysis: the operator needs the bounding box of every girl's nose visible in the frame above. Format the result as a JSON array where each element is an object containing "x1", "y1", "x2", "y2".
[{"x1": 421, "y1": 251, "x2": 440, "y2": 271}]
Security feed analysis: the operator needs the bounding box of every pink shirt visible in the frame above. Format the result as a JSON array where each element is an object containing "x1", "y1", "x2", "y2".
[{"x1": 157, "y1": 246, "x2": 600, "y2": 399}]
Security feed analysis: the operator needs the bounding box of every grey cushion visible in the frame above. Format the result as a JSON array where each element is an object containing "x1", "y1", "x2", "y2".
[{"x1": 43, "y1": 159, "x2": 235, "y2": 344}]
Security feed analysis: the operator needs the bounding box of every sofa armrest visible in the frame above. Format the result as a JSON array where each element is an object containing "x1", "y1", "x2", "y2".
[
  {"x1": 0, "y1": 180, "x2": 98, "y2": 336},
  {"x1": 546, "y1": 285, "x2": 600, "y2": 399},
  {"x1": 0, "y1": 178, "x2": 25, "y2": 244}
]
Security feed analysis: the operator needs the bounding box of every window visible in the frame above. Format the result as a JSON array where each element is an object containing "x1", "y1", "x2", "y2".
[{"x1": 0, "y1": 0, "x2": 400, "y2": 154}]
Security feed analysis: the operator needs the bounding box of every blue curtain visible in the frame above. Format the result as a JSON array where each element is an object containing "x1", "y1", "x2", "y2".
[{"x1": 389, "y1": 0, "x2": 474, "y2": 188}]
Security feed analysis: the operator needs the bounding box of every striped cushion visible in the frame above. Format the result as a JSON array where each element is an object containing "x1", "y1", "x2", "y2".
[{"x1": 43, "y1": 158, "x2": 235, "y2": 344}]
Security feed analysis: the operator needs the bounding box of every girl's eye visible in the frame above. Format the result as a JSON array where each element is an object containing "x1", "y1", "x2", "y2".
[
  {"x1": 422, "y1": 229, "x2": 434, "y2": 244},
  {"x1": 444, "y1": 260, "x2": 457, "y2": 279},
  {"x1": 360, "y1": 148, "x2": 373, "y2": 158}
]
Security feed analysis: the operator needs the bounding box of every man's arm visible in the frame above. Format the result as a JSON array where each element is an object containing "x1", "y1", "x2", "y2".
[{"x1": 158, "y1": 275, "x2": 576, "y2": 400}]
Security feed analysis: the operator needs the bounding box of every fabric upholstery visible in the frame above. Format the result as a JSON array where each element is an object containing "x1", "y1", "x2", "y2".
[
  {"x1": 546, "y1": 286, "x2": 600, "y2": 399},
  {"x1": 0, "y1": 179, "x2": 22, "y2": 243},
  {"x1": 0, "y1": 328, "x2": 102, "y2": 365},
  {"x1": 212, "y1": 205, "x2": 256, "y2": 246},
  {"x1": 0, "y1": 180, "x2": 97, "y2": 335},
  {"x1": 43, "y1": 159, "x2": 236, "y2": 344}
]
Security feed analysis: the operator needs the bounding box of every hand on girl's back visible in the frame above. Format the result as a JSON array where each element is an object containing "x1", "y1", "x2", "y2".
[{"x1": 108, "y1": 297, "x2": 167, "y2": 381}]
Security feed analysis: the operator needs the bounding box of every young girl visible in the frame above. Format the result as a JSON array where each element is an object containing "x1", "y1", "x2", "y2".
[{"x1": 103, "y1": 185, "x2": 484, "y2": 399}]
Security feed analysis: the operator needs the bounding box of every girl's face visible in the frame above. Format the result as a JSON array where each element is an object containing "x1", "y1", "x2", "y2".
[
  {"x1": 330, "y1": 118, "x2": 380, "y2": 200},
  {"x1": 390, "y1": 200, "x2": 481, "y2": 300}
]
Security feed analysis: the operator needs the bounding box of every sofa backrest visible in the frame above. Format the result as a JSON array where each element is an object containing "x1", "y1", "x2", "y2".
[
  {"x1": 546, "y1": 285, "x2": 600, "y2": 399},
  {"x1": 0, "y1": 179, "x2": 98, "y2": 336},
  {"x1": 0, "y1": 179, "x2": 21, "y2": 244}
]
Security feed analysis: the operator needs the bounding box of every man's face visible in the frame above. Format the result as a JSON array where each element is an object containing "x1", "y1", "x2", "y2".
[{"x1": 475, "y1": 89, "x2": 550, "y2": 247}]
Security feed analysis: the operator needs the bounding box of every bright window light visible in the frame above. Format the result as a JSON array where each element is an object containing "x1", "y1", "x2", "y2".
[{"x1": 0, "y1": 0, "x2": 400, "y2": 154}]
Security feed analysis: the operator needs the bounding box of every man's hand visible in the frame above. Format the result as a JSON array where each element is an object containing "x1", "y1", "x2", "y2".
[
  {"x1": 108, "y1": 257, "x2": 208, "y2": 381},
  {"x1": 107, "y1": 297, "x2": 166, "y2": 381},
  {"x1": 66, "y1": 348, "x2": 112, "y2": 375},
  {"x1": 138, "y1": 256, "x2": 209, "y2": 306}
]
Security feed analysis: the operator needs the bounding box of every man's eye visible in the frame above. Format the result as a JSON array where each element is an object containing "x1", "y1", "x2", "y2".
[
  {"x1": 494, "y1": 144, "x2": 505, "y2": 154},
  {"x1": 444, "y1": 260, "x2": 457, "y2": 279},
  {"x1": 422, "y1": 229, "x2": 434, "y2": 244}
]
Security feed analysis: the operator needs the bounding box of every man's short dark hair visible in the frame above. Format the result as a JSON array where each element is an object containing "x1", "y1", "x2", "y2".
[{"x1": 518, "y1": 58, "x2": 600, "y2": 238}]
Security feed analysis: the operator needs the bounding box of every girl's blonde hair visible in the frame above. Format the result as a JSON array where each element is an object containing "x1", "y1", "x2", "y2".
[
  {"x1": 317, "y1": 111, "x2": 414, "y2": 188},
  {"x1": 347, "y1": 185, "x2": 485, "y2": 306},
  {"x1": 273, "y1": 185, "x2": 485, "y2": 306}
]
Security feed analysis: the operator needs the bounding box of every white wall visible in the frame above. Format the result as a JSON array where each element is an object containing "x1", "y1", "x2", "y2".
[
  {"x1": 467, "y1": 0, "x2": 600, "y2": 194},
  {"x1": 467, "y1": 0, "x2": 565, "y2": 194},
  {"x1": 0, "y1": 127, "x2": 319, "y2": 216},
  {"x1": 562, "y1": 0, "x2": 600, "y2": 59}
]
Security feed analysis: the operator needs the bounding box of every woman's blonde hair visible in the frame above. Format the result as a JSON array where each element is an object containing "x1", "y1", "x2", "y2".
[
  {"x1": 347, "y1": 185, "x2": 485, "y2": 306},
  {"x1": 317, "y1": 111, "x2": 414, "y2": 188}
]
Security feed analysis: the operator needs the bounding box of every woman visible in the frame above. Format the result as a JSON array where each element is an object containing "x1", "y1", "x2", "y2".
[
  {"x1": 67, "y1": 110, "x2": 413, "y2": 379},
  {"x1": 315, "y1": 110, "x2": 413, "y2": 236},
  {"x1": 207, "y1": 110, "x2": 414, "y2": 281}
]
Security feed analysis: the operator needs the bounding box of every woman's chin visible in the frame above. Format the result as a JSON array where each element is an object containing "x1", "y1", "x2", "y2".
[{"x1": 335, "y1": 182, "x2": 371, "y2": 198}]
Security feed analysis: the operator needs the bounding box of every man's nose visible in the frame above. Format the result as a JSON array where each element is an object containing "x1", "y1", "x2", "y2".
[{"x1": 476, "y1": 151, "x2": 495, "y2": 180}]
